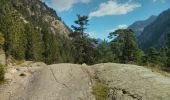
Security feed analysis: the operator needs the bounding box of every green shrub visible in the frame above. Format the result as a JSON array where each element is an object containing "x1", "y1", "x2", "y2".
[
  {"x1": 92, "y1": 82, "x2": 109, "y2": 100},
  {"x1": 14, "y1": 60, "x2": 24, "y2": 65},
  {"x1": 0, "y1": 64, "x2": 5, "y2": 81}
]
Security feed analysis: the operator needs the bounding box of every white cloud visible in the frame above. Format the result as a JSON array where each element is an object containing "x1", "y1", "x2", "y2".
[
  {"x1": 89, "y1": 0, "x2": 141, "y2": 18},
  {"x1": 51, "y1": 0, "x2": 91, "y2": 12},
  {"x1": 88, "y1": 31, "x2": 96, "y2": 38},
  {"x1": 109, "y1": 24, "x2": 128, "y2": 32}
]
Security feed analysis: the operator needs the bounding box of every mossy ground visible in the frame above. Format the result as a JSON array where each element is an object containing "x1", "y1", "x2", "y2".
[
  {"x1": 0, "y1": 64, "x2": 4, "y2": 81},
  {"x1": 92, "y1": 82, "x2": 110, "y2": 100}
]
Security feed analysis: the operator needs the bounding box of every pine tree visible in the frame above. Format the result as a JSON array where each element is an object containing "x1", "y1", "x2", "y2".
[
  {"x1": 41, "y1": 27, "x2": 60, "y2": 64},
  {"x1": 24, "y1": 23, "x2": 43, "y2": 61},
  {"x1": 0, "y1": 2, "x2": 26, "y2": 61},
  {"x1": 97, "y1": 40, "x2": 114, "y2": 63},
  {"x1": 159, "y1": 47, "x2": 168, "y2": 66},
  {"x1": 71, "y1": 15, "x2": 89, "y2": 38},
  {"x1": 147, "y1": 47, "x2": 160, "y2": 64},
  {"x1": 166, "y1": 32, "x2": 170, "y2": 67},
  {"x1": 0, "y1": 2, "x2": 11, "y2": 60},
  {"x1": 134, "y1": 49, "x2": 145, "y2": 65},
  {"x1": 70, "y1": 15, "x2": 95, "y2": 64},
  {"x1": 57, "y1": 35, "x2": 75, "y2": 63},
  {"x1": 9, "y1": 12, "x2": 26, "y2": 60},
  {"x1": 0, "y1": 32, "x2": 5, "y2": 49},
  {"x1": 109, "y1": 29, "x2": 141, "y2": 64}
]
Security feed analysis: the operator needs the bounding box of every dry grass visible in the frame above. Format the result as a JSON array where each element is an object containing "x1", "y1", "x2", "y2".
[
  {"x1": 144, "y1": 64, "x2": 170, "y2": 77},
  {"x1": 0, "y1": 64, "x2": 5, "y2": 81}
]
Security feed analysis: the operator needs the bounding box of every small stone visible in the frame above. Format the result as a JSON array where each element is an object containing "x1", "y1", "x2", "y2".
[
  {"x1": 16, "y1": 68, "x2": 20, "y2": 71},
  {"x1": 82, "y1": 63, "x2": 87, "y2": 66},
  {"x1": 20, "y1": 73, "x2": 26, "y2": 77}
]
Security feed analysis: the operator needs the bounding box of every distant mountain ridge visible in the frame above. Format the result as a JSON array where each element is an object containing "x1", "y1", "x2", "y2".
[
  {"x1": 128, "y1": 15, "x2": 157, "y2": 37},
  {"x1": 138, "y1": 8, "x2": 170, "y2": 51}
]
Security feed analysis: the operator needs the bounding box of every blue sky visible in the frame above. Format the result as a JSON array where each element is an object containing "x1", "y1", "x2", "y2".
[{"x1": 42, "y1": 0, "x2": 170, "y2": 40}]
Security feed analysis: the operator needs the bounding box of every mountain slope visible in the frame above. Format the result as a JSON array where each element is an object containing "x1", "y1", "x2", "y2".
[
  {"x1": 128, "y1": 15, "x2": 157, "y2": 37},
  {"x1": 11, "y1": 0, "x2": 71, "y2": 36},
  {"x1": 0, "y1": 0, "x2": 74, "y2": 64},
  {"x1": 138, "y1": 8, "x2": 170, "y2": 51}
]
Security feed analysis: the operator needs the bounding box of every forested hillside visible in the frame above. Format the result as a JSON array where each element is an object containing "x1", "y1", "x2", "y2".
[
  {"x1": 138, "y1": 8, "x2": 170, "y2": 51},
  {"x1": 128, "y1": 15, "x2": 157, "y2": 37},
  {"x1": 0, "y1": 0, "x2": 74, "y2": 64},
  {"x1": 0, "y1": 0, "x2": 170, "y2": 79}
]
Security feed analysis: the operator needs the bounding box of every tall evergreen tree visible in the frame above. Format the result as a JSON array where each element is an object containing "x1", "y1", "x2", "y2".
[
  {"x1": 147, "y1": 47, "x2": 160, "y2": 64},
  {"x1": 24, "y1": 23, "x2": 43, "y2": 61},
  {"x1": 166, "y1": 32, "x2": 170, "y2": 67},
  {"x1": 0, "y1": 2, "x2": 12, "y2": 60},
  {"x1": 70, "y1": 15, "x2": 95, "y2": 64},
  {"x1": 97, "y1": 40, "x2": 114, "y2": 63},
  {"x1": 71, "y1": 15, "x2": 89, "y2": 38},
  {"x1": 159, "y1": 47, "x2": 168, "y2": 66},
  {"x1": 0, "y1": 32, "x2": 5, "y2": 49},
  {"x1": 109, "y1": 29, "x2": 141, "y2": 64},
  {"x1": 57, "y1": 35, "x2": 75, "y2": 63},
  {"x1": 9, "y1": 12, "x2": 26, "y2": 60},
  {"x1": 0, "y1": 2, "x2": 26, "y2": 61},
  {"x1": 41, "y1": 27, "x2": 60, "y2": 64}
]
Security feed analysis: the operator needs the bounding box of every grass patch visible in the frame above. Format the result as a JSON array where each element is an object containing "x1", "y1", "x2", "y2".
[
  {"x1": 92, "y1": 82, "x2": 110, "y2": 100},
  {"x1": 14, "y1": 60, "x2": 25, "y2": 65},
  {"x1": 0, "y1": 79, "x2": 8, "y2": 85},
  {"x1": 0, "y1": 64, "x2": 5, "y2": 81}
]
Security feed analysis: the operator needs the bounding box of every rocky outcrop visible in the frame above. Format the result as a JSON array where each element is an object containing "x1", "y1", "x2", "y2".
[
  {"x1": 0, "y1": 63, "x2": 95, "y2": 100},
  {"x1": 12, "y1": 0, "x2": 71, "y2": 37},
  {"x1": 0, "y1": 62, "x2": 46, "y2": 100},
  {"x1": 91, "y1": 63, "x2": 170, "y2": 100},
  {"x1": 1, "y1": 63, "x2": 170, "y2": 100}
]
